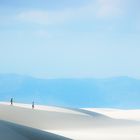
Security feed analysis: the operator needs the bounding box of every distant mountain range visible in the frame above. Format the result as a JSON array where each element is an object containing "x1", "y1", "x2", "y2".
[{"x1": 0, "y1": 74, "x2": 140, "y2": 108}]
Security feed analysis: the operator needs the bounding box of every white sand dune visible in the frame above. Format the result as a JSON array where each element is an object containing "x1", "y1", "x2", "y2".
[
  {"x1": 0, "y1": 102, "x2": 140, "y2": 140},
  {"x1": 84, "y1": 108, "x2": 140, "y2": 121},
  {"x1": 0, "y1": 120, "x2": 72, "y2": 140}
]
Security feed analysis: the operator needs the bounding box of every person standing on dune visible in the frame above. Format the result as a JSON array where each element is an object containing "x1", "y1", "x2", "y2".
[
  {"x1": 10, "y1": 98, "x2": 13, "y2": 106},
  {"x1": 32, "y1": 101, "x2": 34, "y2": 109}
]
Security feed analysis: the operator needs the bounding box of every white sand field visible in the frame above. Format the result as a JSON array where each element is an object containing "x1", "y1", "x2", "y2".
[{"x1": 0, "y1": 102, "x2": 140, "y2": 140}]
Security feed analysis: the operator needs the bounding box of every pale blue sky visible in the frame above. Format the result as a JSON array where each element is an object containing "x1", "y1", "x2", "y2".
[{"x1": 0, "y1": 0, "x2": 140, "y2": 78}]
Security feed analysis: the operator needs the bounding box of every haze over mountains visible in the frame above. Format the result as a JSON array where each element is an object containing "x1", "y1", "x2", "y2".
[{"x1": 0, "y1": 74, "x2": 140, "y2": 109}]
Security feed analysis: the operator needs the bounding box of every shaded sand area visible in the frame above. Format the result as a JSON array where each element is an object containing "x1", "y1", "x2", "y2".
[
  {"x1": 0, "y1": 102, "x2": 140, "y2": 140},
  {"x1": 0, "y1": 120, "x2": 71, "y2": 140}
]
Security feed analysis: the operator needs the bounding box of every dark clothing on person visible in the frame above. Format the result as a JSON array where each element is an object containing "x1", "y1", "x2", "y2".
[
  {"x1": 10, "y1": 98, "x2": 13, "y2": 105},
  {"x1": 32, "y1": 102, "x2": 34, "y2": 109}
]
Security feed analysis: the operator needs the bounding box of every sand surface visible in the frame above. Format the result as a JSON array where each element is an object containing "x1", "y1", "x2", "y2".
[
  {"x1": 0, "y1": 120, "x2": 72, "y2": 140},
  {"x1": 0, "y1": 102, "x2": 140, "y2": 140}
]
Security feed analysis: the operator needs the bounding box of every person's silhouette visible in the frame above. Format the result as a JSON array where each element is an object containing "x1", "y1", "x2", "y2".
[
  {"x1": 10, "y1": 98, "x2": 13, "y2": 105},
  {"x1": 32, "y1": 101, "x2": 34, "y2": 109}
]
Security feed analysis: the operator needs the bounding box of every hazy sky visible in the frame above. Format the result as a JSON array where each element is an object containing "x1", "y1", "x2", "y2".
[{"x1": 0, "y1": 0, "x2": 140, "y2": 78}]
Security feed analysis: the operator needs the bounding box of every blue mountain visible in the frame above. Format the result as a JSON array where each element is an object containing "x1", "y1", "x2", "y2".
[{"x1": 0, "y1": 74, "x2": 140, "y2": 108}]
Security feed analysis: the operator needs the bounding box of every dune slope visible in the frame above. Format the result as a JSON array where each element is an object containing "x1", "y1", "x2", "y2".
[
  {"x1": 0, "y1": 120, "x2": 72, "y2": 140},
  {"x1": 0, "y1": 102, "x2": 140, "y2": 140}
]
